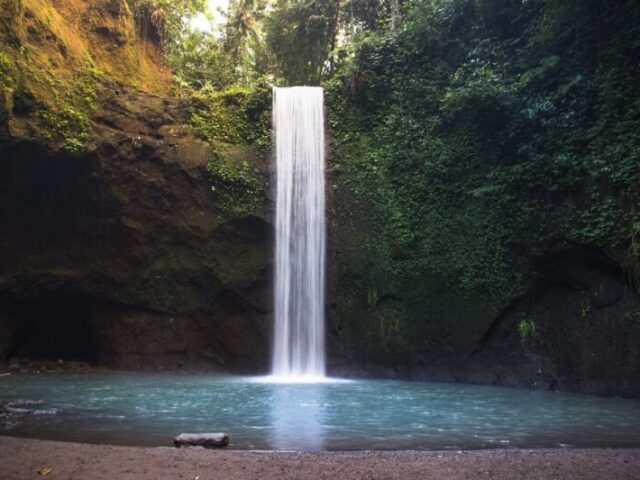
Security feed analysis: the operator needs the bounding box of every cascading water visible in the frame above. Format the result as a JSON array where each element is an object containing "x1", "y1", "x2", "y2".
[{"x1": 272, "y1": 86, "x2": 326, "y2": 380}]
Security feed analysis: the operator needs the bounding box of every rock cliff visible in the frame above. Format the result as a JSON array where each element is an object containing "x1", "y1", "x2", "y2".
[{"x1": 0, "y1": 87, "x2": 273, "y2": 371}]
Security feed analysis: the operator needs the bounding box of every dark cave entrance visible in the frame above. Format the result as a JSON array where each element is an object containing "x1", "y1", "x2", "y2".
[{"x1": 10, "y1": 295, "x2": 97, "y2": 362}]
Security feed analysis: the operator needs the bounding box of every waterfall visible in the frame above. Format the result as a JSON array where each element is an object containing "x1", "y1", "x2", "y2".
[{"x1": 272, "y1": 86, "x2": 326, "y2": 379}]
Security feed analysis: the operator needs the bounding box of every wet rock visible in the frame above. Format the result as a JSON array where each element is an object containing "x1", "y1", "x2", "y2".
[
  {"x1": 8, "y1": 358, "x2": 20, "y2": 371},
  {"x1": 0, "y1": 417, "x2": 18, "y2": 430},
  {"x1": 3, "y1": 400, "x2": 57, "y2": 417},
  {"x1": 174, "y1": 433, "x2": 230, "y2": 449},
  {"x1": 4, "y1": 407, "x2": 30, "y2": 414}
]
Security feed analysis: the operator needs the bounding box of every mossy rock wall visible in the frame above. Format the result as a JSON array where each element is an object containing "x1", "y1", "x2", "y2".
[{"x1": 0, "y1": 88, "x2": 273, "y2": 371}]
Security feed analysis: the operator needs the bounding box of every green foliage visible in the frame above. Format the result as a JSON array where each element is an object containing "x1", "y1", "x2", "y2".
[
  {"x1": 36, "y1": 65, "x2": 101, "y2": 154},
  {"x1": 342, "y1": 0, "x2": 393, "y2": 30},
  {"x1": 0, "y1": 50, "x2": 16, "y2": 124},
  {"x1": 126, "y1": 0, "x2": 233, "y2": 92},
  {"x1": 169, "y1": 30, "x2": 235, "y2": 91},
  {"x1": 263, "y1": 0, "x2": 339, "y2": 84},
  {"x1": 190, "y1": 83, "x2": 271, "y2": 217},
  {"x1": 518, "y1": 319, "x2": 537, "y2": 340},
  {"x1": 4, "y1": 42, "x2": 101, "y2": 153},
  {"x1": 224, "y1": 0, "x2": 268, "y2": 78},
  {"x1": 0, "y1": 51, "x2": 13, "y2": 84},
  {"x1": 190, "y1": 82, "x2": 271, "y2": 146},
  {"x1": 327, "y1": 0, "x2": 640, "y2": 358},
  {"x1": 206, "y1": 143, "x2": 265, "y2": 217},
  {"x1": 145, "y1": 0, "x2": 342, "y2": 87},
  {"x1": 128, "y1": 0, "x2": 206, "y2": 42}
]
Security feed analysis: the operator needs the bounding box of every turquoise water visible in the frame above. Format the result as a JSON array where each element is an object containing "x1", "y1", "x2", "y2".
[{"x1": 2, "y1": 373, "x2": 640, "y2": 450}]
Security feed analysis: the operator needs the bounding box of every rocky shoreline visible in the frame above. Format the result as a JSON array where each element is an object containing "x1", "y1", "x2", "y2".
[{"x1": 1, "y1": 437, "x2": 639, "y2": 480}]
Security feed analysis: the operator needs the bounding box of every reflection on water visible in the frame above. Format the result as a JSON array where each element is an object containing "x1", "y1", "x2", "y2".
[
  {"x1": 269, "y1": 384, "x2": 326, "y2": 450},
  {"x1": 2, "y1": 373, "x2": 640, "y2": 450}
]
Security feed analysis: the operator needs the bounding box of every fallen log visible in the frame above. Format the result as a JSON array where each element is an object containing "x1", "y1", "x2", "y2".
[{"x1": 173, "y1": 433, "x2": 229, "y2": 449}]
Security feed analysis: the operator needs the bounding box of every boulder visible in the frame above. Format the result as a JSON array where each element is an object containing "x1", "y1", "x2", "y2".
[{"x1": 173, "y1": 433, "x2": 229, "y2": 449}]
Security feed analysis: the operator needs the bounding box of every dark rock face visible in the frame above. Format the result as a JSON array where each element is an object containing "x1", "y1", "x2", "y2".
[
  {"x1": 466, "y1": 247, "x2": 640, "y2": 397},
  {"x1": 329, "y1": 245, "x2": 640, "y2": 398},
  {"x1": 0, "y1": 89, "x2": 273, "y2": 372}
]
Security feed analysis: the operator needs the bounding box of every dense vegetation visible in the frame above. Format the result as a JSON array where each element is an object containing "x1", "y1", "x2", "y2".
[
  {"x1": 325, "y1": 0, "x2": 640, "y2": 358},
  {"x1": 2, "y1": 0, "x2": 638, "y2": 366}
]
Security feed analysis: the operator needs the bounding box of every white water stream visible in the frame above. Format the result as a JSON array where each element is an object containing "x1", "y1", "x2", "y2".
[{"x1": 272, "y1": 87, "x2": 326, "y2": 379}]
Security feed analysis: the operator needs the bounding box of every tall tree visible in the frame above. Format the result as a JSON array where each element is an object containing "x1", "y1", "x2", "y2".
[
  {"x1": 224, "y1": 0, "x2": 268, "y2": 77},
  {"x1": 264, "y1": 0, "x2": 340, "y2": 85}
]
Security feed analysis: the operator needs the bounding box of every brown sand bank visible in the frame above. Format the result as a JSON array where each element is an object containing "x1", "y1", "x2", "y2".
[{"x1": 0, "y1": 437, "x2": 639, "y2": 480}]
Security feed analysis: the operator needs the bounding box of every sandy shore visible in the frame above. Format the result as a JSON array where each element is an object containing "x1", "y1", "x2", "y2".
[{"x1": 1, "y1": 437, "x2": 640, "y2": 480}]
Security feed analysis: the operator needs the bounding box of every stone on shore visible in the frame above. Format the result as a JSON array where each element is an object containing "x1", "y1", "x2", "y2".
[{"x1": 173, "y1": 433, "x2": 229, "y2": 449}]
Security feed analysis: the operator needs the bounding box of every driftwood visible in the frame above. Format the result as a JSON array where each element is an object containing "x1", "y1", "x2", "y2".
[{"x1": 173, "y1": 433, "x2": 229, "y2": 449}]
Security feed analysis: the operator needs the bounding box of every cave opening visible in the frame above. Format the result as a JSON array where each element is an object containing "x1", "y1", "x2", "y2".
[{"x1": 9, "y1": 294, "x2": 97, "y2": 362}]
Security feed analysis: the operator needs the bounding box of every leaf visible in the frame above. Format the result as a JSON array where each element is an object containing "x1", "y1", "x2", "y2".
[{"x1": 37, "y1": 467, "x2": 52, "y2": 476}]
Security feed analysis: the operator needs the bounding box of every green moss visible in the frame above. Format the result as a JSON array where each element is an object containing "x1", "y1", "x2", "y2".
[
  {"x1": 35, "y1": 64, "x2": 101, "y2": 154},
  {"x1": 0, "y1": 0, "x2": 116, "y2": 150},
  {"x1": 580, "y1": 302, "x2": 592, "y2": 319},
  {"x1": 518, "y1": 319, "x2": 537, "y2": 340},
  {"x1": 207, "y1": 142, "x2": 264, "y2": 217},
  {"x1": 0, "y1": 50, "x2": 16, "y2": 124},
  {"x1": 190, "y1": 83, "x2": 271, "y2": 147},
  {"x1": 190, "y1": 83, "x2": 271, "y2": 218},
  {"x1": 3, "y1": 40, "x2": 102, "y2": 153}
]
